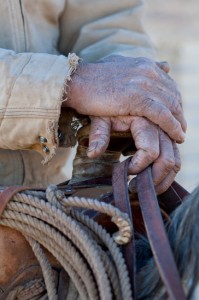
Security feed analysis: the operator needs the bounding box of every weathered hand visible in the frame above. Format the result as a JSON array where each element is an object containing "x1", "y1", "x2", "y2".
[
  {"x1": 66, "y1": 55, "x2": 186, "y2": 143},
  {"x1": 87, "y1": 116, "x2": 180, "y2": 194}
]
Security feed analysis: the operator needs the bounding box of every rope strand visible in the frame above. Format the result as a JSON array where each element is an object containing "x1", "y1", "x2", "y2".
[{"x1": 0, "y1": 185, "x2": 133, "y2": 299}]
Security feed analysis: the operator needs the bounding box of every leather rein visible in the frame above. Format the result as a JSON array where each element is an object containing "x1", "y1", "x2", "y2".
[{"x1": 112, "y1": 157, "x2": 188, "y2": 300}]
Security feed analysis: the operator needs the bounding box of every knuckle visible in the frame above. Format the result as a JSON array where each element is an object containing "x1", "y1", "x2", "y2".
[
  {"x1": 156, "y1": 180, "x2": 171, "y2": 194},
  {"x1": 174, "y1": 159, "x2": 181, "y2": 173},
  {"x1": 153, "y1": 177, "x2": 160, "y2": 187},
  {"x1": 163, "y1": 156, "x2": 175, "y2": 171},
  {"x1": 159, "y1": 106, "x2": 169, "y2": 118},
  {"x1": 159, "y1": 108, "x2": 172, "y2": 124},
  {"x1": 176, "y1": 88, "x2": 182, "y2": 101},
  {"x1": 139, "y1": 97, "x2": 155, "y2": 114},
  {"x1": 135, "y1": 57, "x2": 155, "y2": 72},
  {"x1": 139, "y1": 57, "x2": 153, "y2": 65},
  {"x1": 147, "y1": 147, "x2": 159, "y2": 161},
  {"x1": 173, "y1": 89, "x2": 182, "y2": 108},
  {"x1": 139, "y1": 78, "x2": 154, "y2": 91}
]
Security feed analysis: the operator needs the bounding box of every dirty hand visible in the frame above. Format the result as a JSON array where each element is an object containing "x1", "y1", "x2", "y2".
[
  {"x1": 87, "y1": 116, "x2": 180, "y2": 194},
  {"x1": 66, "y1": 55, "x2": 186, "y2": 143}
]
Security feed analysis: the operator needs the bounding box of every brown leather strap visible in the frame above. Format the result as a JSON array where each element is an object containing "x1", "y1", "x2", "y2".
[
  {"x1": 59, "y1": 177, "x2": 112, "y2": 189},
  {"x1": 0, "y1": 186, "x2": 30, "y2": 216},
  {"x1": 158, "y1": 181, "x2": 190, "y2": 214},
  {"x1": 112, "y1": 157, "x2": 136, "y2": 299},
  {"x1": 171, "y1": 180, "x2": 189, "y2": 199},
  {"x1": 137, "y1": 167, "x2": 186, "y2": 300}
]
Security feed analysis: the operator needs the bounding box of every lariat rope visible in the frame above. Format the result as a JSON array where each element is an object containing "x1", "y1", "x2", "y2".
[{"x1": 0, "y1": 185, "x2": 133, "y2": 300}]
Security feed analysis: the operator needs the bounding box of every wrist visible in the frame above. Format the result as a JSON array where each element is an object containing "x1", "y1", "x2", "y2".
[{"x1": 62, "y1": 62, "x2": 85, "y2": 110}]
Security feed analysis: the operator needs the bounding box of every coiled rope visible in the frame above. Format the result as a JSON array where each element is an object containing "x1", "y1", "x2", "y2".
[{"x1": 0, "y1": 185, "x2": 133, "y2": 300}]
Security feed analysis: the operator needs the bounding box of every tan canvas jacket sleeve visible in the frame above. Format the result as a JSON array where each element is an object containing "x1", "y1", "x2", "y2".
[
  {"x1": 59, "y1": 0, "x2": 155, "y2": 61},
  {"x1": 0, "y1": 0, "x2": 154, "y2": 187},
  {"x1": 0, "y1": 50, "x2": 78, "y2": 163}
]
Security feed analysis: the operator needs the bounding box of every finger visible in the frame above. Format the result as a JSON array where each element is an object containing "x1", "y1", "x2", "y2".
[
  {"x1": 129, "y1": 141, "x2": 181, "y2": 195},
  {"x1": 156, "y1": 61, "x2": 170, "y2": 73},
  {"x1": 152, "y1": 73, "x2": 187, "y2": 134},
  {"x1": 87, "y1": 117, "x2": 111, "y2": 158},
  {"x1": 151, "y1": 130, "x2": 175, "y2": 187},
  {"x1": 155, "y1": 142, "x2": 181, "y2": 194},
  {"x1": 111, "y1": 116, "x2": 132, "y2": 131},
  {"x1": 134, "y1": 98, "x2": 186, "y2": 143},
  {"x1": 136, "y1": 64, "x2": 187, "y2": 134},
  {"x1": 156, "y1": 71, "x2": 187, "y2": 133},
  {"x1": 128, "y1": 117, "x2": 159, "y2": 174},
  {"x1": 131, "y1": 78, "x2": 187, "y2": 134},
  {"x1": 172, "y1": 101, "x2": 187, "y2": 134}
]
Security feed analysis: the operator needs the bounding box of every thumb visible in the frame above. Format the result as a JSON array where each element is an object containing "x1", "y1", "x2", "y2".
[{"x1": 87, "y1": 117, "x2": 111, "y2": 158}]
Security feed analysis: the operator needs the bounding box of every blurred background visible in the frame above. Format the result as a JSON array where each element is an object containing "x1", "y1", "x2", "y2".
[
  {"x1": 144, "y1": 0, "x2": 199, "y2": 192},
  {"x1": 63, "y1": 0, "x2": 199, "y2": 193}
]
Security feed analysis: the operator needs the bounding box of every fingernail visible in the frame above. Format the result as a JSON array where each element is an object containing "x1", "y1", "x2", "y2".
[
  {"x1": 87, "y1": 142, "x2": 102, "y2": 158},
  {"x1": 178, "y1": 132, "x2": 186, "y2": 144},
  {"x1": 160, "y1": 61, "x2": 169, "y2": 67},
  {"x1": 87, "y1": 143, "x2": 97, "y2": 153}
]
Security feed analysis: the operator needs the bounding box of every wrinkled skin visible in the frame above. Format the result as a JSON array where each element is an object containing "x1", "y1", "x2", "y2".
[
  {"x1": 88, "y1": 116, "x2": 181, "y2": 195},
  {"x1": 65, "y1": 55, "x2": 186, "y2": 194}
]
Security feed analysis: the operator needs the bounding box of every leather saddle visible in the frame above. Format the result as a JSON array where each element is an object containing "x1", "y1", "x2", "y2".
[{"x1": 0, "y1": 127, "x2": 189, "y2": 299}]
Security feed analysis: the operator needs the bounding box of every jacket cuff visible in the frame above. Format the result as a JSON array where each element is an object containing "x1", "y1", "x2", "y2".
[
  {"x1": 39, "y1": 53, "x2": 80, "y2": 164},
  {"x1": 0, "y1": 51, "x2": 79, "y2": 164}
]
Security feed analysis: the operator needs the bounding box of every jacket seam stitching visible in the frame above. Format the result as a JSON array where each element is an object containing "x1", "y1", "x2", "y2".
[
  {"x1": 6, "y1": 54, "x2": 33, "y2": 105},
  {"x1": 0, "y1": 54, "x2": 32, "y2": 129},
  {"x1": 7, "y1": 0, "x2": 26, "y2": 52}
]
